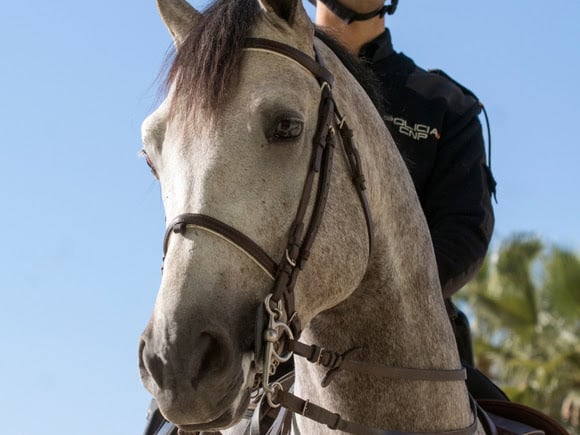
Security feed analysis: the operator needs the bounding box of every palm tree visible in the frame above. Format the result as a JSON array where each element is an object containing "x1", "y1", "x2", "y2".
[{"x1": 459, "y1": 233, "x2": 580, "y2": 433}]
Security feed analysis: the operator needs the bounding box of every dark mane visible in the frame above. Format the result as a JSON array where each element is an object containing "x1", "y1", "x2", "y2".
[
  {"x1": 166, "y1": 0, "x2": 261, "y2": 120},
  {"x1": 314, "y1": 28, "x2": 386, "y2": 117},
  {"x1": 165, "y1": 1, "x2": 385, "y2": 122}
]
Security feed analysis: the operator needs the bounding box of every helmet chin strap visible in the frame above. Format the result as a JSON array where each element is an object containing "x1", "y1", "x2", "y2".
[{"x1": 309, "y1": 0, "x2": 398, "y2": 24}]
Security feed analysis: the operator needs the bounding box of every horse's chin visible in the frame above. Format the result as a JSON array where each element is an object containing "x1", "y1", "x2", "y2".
[
  {"x1": 177, "y1": 414, "x2": 238, "y2": 433},
  {"x1": 159, "y1": 386, "x2": 251, "y2": 432}
]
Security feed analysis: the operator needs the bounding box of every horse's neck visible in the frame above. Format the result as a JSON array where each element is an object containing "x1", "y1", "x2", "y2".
[
  {"x1": 291, "y1": 43, "x2": 478, "y2": 434},
  {"x1": 315, "y1": 39, "x2": 461, "y2": 373},
  {"x1": 294, "y1": 267, "x2": 474, "y2": 433}
]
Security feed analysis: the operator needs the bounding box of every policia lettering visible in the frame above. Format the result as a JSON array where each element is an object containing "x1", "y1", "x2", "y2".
[{"x1": 384, "y1": 115, "x2": 441, "y2": 141}]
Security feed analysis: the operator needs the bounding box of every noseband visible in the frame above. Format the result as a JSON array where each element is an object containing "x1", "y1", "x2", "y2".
[{"x1": 162, "y1": 38, "x2": 477, "y2": 435}]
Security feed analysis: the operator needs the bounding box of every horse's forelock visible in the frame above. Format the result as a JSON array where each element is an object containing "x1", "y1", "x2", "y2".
[{"x1": 165, "y1": 0, "x2": 262, "y2": 123}]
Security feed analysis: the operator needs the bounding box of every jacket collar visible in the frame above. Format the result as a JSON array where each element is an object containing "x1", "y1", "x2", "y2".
[{"x1": 358, "y1": 28, "x2": 394, "y2": 63}]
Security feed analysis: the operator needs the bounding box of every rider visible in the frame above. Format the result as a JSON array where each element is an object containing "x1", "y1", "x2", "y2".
[{"x1": 313, "y1": 0, "x2": 496, "y2": 366}]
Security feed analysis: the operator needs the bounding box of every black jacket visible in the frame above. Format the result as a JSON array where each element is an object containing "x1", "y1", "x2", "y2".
[{"x1": 359, "y1": 30, "x2": 495, "y2": 298}]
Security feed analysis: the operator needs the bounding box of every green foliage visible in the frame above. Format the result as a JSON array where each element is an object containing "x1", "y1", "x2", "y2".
[
  {"x1": 545, "y1": 248, "x2": 580, "y2": 321},
  {"x1": 461, "y1": 233, "x2": 580, "y2": 433}
]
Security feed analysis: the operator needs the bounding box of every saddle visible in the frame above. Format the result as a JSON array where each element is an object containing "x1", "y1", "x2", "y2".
[{"x1": 477, "y1": 399, "x2": 569, "y2": 435}]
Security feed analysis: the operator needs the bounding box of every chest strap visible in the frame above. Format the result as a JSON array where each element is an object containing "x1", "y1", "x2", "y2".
[{"x1": 277, "y1": 390, "x2": 479, "y2": 435}]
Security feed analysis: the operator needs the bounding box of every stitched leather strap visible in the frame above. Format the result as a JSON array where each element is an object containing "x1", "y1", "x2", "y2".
[
  {"x1": 163, "y1": 213, "x2": 278, "y2": 278},
  {"x1": 292, "y1": 341, "x2": 467, "y2": 385},
  {"x1": 245, "y1": 38, "x2": 334, "y2": 87},
  {"x1": 337, "y1": 109, "x2": 374, "y2": 257},
  {"x1": 276, "y1": 390, "x2": 479, "y2": 435}
]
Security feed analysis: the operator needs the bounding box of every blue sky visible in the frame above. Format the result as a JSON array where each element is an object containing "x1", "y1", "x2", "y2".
[{"x1": 1, "y1": 1, "x2": 578, "y2": 434}]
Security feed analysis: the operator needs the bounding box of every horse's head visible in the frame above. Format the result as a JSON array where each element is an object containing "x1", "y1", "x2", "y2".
[{"x1": 138, "y1": 0, "x2": 372, "y2": 430}]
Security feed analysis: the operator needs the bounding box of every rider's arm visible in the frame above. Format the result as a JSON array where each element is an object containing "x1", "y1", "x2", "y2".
[{"x1": 422, "y1": 100, "x2": 494, "y2": 298}]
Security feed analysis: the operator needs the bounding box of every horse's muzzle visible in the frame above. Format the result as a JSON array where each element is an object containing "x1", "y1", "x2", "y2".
[{"x1": 138, "y1": 323, "x2": 248, "y2": 427}]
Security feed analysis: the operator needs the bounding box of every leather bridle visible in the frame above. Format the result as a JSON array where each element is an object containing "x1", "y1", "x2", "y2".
[
  {"x1": 161, "y1": 38, "x2": 477, "y2": 435},
  {"x1": 163, "y1": 36, "x2": 373, "y2": 358}
]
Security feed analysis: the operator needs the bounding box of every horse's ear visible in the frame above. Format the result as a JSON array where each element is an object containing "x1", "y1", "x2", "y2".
[
  {"x1": 258, "y1": 0, "x2": 311, "y2": 29},
  {"x1": 156, "y1": 0, "x2": 202, "y2": 47}
]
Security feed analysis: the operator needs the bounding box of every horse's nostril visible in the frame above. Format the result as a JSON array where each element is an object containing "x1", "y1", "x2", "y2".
[
  {"x1": 140, "y1": 339, "x2": 166, "y2": 389},
  {"x1": 147, "y1": 354, "x2": 166, "y2": 389},
  {"x1": 191, "y1": 332, "x2": 230, "y2": 390}
]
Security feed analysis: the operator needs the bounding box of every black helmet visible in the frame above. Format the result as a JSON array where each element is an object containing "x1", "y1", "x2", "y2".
[{"x1": 308, "y1": 0, "x2": 399, "y2": 23}]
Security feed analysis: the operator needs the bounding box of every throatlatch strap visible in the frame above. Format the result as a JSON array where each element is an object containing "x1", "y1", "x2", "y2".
[{"x1": 292, "y1": 341, "x2": 467, "y2": 386}]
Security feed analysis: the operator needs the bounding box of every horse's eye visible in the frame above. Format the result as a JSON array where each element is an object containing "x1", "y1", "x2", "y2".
[
  {"x1": 272, "y1": 118, "x2": 303, "y2": 141},
  {"x1": 140, "y1": 150, "x2": 159, "y2": 179}
]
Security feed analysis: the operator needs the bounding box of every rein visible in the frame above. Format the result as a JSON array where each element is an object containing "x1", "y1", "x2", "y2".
[{"x1": 162, "y1": 38, "x2": 476, "y2": 435}]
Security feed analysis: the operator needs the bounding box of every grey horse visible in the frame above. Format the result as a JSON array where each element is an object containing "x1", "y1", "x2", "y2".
[{"x1": 138, "y1": 0, "x2": 484, "y2": 433}]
